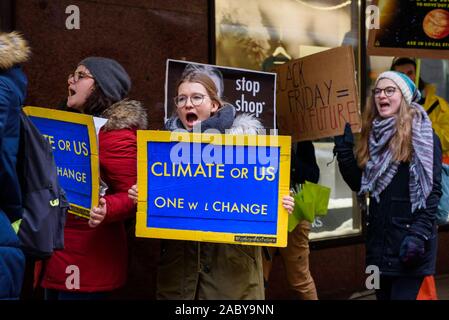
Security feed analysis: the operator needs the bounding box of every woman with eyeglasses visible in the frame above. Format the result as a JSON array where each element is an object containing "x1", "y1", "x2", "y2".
[
  {"x1": 38, "y1": 57, "x2": 148, "y2": 300},
  {"x1": 128, "y1": 69, "x2": 295, "y2": 299},
  {"x1": 334, "y1": 71, "x2": 442, "y2": 300}
]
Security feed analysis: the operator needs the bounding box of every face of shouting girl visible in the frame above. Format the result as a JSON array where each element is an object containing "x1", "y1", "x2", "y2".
[
  {"x1": 175, "y1": 81, "x2": 219, "y2": 130},
  {"x1": 67, "y1": 65, "x2": 95, "y2": 112}
]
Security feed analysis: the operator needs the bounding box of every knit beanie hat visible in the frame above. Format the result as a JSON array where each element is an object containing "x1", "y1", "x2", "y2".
[
  {"x1": 79, "y1": 57, "x2": 131, "y2": 102},
  {"x1": 375, "y1": 71, "x2": 421, "y2": 104}
]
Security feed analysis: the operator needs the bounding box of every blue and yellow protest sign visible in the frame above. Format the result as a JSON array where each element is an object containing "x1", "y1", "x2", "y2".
[
  {"x1": 23, "y1": 107, "x2": 100, "y2": 219},
  {"x1": 136, "y1": 130, "x2": 291, "y2": 247}
]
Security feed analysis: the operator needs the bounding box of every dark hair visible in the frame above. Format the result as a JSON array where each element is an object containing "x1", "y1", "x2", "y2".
[
  {"x1": 82, "y1": 83, "x2": 115, "y2": 116},
  {"x1": 390, "y1": 57, "x2": 427, "y2": 91},
  {"x1": 391, "y1": 57, "x2": 417, "y2": 69}
]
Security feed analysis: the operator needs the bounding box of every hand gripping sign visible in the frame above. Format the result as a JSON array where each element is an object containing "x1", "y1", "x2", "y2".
[{"x1": 136, "y1": 131, "x2": 291, "y2": 247}]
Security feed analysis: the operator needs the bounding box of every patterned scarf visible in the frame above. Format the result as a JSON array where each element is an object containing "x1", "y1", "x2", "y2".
[{"x1": 360, "y1": 102, "x2": 434, "y2": 213}]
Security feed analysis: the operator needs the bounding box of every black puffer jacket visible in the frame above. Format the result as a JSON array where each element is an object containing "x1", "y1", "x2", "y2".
[{"x1": 336, "y1": 132, "x2": 442, "y2": 276}]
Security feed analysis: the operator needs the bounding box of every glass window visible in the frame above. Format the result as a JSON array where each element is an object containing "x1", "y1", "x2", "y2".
[
  {"x1": 310, "y1": 142, "x2": 362, "y2": 240},
  {"x1": 214, "y1": 0, "x2": 364, "y2": 240}
]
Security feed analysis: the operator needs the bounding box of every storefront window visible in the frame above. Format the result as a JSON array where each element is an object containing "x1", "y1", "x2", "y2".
[{"x1": 214, "y1": 0, "x2": 364, "y2": 241}]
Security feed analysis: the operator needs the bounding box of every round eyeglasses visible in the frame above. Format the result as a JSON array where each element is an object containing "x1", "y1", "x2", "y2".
[
  {"x1": 372, "y1": 86, "x2": 397, "y2": 98},
  {"x1": 174, "y1": 94, "x2": 209, "y2": 108},
  {"x1": 68, "y1": 71, "x2": 94, "y2": 83}
]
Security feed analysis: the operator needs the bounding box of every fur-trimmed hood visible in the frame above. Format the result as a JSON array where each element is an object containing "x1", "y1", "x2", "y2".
[
  {"x1": 228, "y1": 113, "x2": 265, "y2": 135},
  {"x1": 0, "y1": 32, "x2": 31, "y2": 70},
  {"x1": 101, "y1": 99, "x2": 148, "y2": 131}
]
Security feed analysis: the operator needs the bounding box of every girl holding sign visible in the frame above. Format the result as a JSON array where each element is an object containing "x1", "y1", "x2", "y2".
[
  {"x1": 334, "y1": 71, "x2": 442, "y2": 300},
  {"x1": 39, "y1": 57, "x2": 148, "y2": 299},
  {"x1": 128, "y1": 69, "x2": 295, "y2": 299}
]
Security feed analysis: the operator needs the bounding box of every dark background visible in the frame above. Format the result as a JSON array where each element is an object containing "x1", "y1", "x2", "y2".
[{"x1": 376, "y1": 1, "x2": 449, "y2": 49}]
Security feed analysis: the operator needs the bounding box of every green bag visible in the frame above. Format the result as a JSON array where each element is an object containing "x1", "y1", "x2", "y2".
[
  {"x1": 11, "y1": 219, "x2": 21, "y2": 234},
  {"x1": 288, "y1": 181, "x2": 331, "y2": 232},
  {"x1": 304, "y1": 181, "x2": 331, "y2": 216}
]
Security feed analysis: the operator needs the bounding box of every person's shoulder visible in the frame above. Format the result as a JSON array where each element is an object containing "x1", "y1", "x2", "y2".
[{"x1": 101, "y1": 99, "x2": 147, "y2": 131}]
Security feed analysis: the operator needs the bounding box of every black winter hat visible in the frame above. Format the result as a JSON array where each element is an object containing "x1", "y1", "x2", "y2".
[{"x1": 79, "y1": 57, "x2": 131, "y2": 102}]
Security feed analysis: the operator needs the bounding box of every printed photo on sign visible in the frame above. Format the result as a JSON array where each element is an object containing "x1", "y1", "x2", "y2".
[
  {"x1": 165, "y1": 59, "x2": 277, "y2": 130},
  {"x1": 135, "y1": 131, "x2": 291, "y2": 247},
  {"x1": 23, "y1": 107, "x2": 100, "y2": 219}
]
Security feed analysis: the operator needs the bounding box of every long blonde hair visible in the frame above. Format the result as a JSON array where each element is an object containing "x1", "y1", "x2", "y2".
[{"x1": 355, "y1": 96, "x2": 419, "y2": 168}]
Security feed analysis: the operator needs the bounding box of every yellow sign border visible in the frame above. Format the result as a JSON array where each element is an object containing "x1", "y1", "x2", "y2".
[
  {"x1": 136, "y1": 130, "x2": 291, "y2": 247},
  {"x1": 23, "y1": 106, "x2": 100, "y2": 218}
]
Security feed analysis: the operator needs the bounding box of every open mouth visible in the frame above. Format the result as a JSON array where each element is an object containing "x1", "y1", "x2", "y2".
[
  {"x1": 379, "y1": 102, "x2": 390, "y2": 109},
  {"x1": 186, "y1": 112, "x2": 198, "y2": 125},
  {"x1": 68, "y1": 88, "x2": 76, "y2": 97}
]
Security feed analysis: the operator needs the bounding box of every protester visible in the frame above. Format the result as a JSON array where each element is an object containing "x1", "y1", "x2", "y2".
[
  {"x1": 391, "y1": 57, "x2": 449, "y2": 163},
  {"x1": 0, "y1": 31, "x2": 30, "y2": 300},
  {"x1": 391, "y1": 57, "x2": 449, "y2": 299},
  {"x1": 128, "y1": 68, "x2": 294, "y2": 299},
  {"x1": 334, "y1": 71, "x2": 442, "y2": 300},
  {"x1": 263, "y1": 141, "x2": 319, "y2": 299},
  {"x1": 39, "y1": 57, "x2": 147, "y2": 299}
]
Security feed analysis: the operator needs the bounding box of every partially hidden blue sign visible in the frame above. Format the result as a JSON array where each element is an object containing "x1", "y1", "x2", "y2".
[
  {"x1": 136, "y1": 130, "x2": 291, "y2": 247},
  {"x1": 23, "y1": 107, "x2": 99, "y2": 219}
]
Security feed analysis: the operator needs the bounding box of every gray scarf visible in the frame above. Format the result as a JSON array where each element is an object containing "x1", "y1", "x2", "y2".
[{"x1": 360, "y1": 102, "x2": 434, "y2": 213}]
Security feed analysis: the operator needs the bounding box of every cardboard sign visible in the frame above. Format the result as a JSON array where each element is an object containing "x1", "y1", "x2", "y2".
[
  {"x1": 275, "y1": 46, "x2": 361, "y2": 142},
  {"x1": 368, "y1": 0, "x2": 449, "y2": 59},
  {"x1": 135, "y1": 130, "x2": 291, "y2": 247},
  {"x1": 165, "y1": 59, "x2": 277, "y2": 131},
  {"x1": 23, "y1": 107, "x2": 100, "y2": 219}
]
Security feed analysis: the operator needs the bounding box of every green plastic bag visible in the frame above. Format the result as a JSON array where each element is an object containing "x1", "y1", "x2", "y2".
[
  {"x1": 304, "y1": 181, "x2": 331, "y2": 216},
  {"x1": 287, "y1": 181, "x2": 331, "y2": 232},
  {"x1": 11, "y1": 219, "x2": 21, "y2": 234}
]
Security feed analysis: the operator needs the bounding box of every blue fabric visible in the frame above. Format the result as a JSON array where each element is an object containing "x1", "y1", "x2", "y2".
[
  {"x1": 436, "y1": 163, "x2": 449, "y2": 225},
  {"x1": 0, "y1": 66, "x2": 27, "y2": 299},
  {"x1": 376, "y1": 276, "x2": 424, "y2": 300},
  {"x1": 45, "y1": 289, "x2": 109, "y2": 300},
  {"x1": 0, "y1": 210, "x2": 25, "y2": 299},
  {"x1": 0, "y1": 66, "x2": 27, "y2": 222},
  {"x1": 399, "y1": 235, "x2": 426, "y2": 266}
]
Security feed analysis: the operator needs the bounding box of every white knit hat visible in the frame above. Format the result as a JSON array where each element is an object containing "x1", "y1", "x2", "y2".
[{"x1": 375, "y1": 71, "x2": 421, "y2": 104}]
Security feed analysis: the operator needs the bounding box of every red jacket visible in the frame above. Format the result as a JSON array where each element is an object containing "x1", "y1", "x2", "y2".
[{"x1": 40, "y1": 101, "x2": 147, "y2": 292}]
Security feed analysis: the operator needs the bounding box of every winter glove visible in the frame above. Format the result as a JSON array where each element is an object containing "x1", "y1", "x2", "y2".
[
  {"x1": 399, "y1": 235, "x2": 426, "y2": 266},
  {"x1": 334, "y1": 123, "x2": 354, "y2": 150},
  {"x1": 333, "y1": 123, "x2": 354, "y2": 161}
]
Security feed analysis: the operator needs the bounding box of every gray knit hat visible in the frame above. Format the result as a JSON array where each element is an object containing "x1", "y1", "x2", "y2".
[
  {"x1": 79, "y1": 57, "x2": 131, "y2": 102},
  {"x1": 375, "y1": 71, "x2": 421, "y2": 105}
]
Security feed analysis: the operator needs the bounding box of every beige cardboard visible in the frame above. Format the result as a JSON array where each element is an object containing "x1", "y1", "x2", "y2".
[{"x1": 275, "y1": 46, "x2": 361, "y2": 142}]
